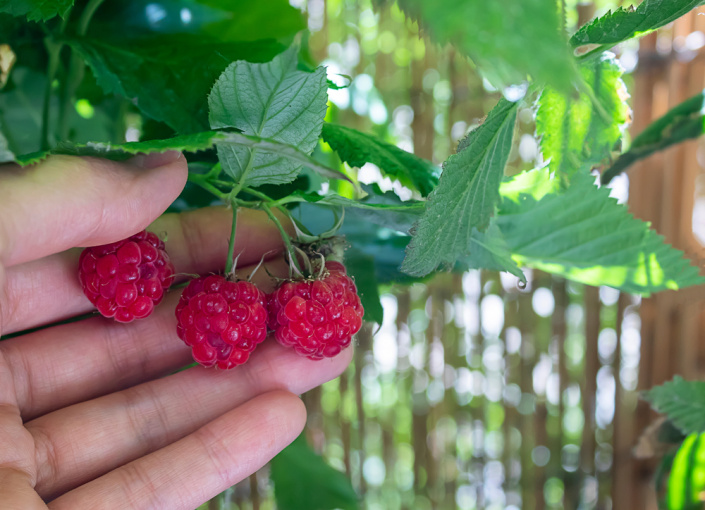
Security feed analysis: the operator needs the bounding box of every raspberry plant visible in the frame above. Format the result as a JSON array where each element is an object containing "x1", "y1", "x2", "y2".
[{"x1": 3, "y1": 0, "x2": 705, "y2": 508}]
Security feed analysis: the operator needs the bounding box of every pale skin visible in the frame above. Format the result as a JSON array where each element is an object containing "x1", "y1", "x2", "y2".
[{"x1": 0, "y1": 151, "x2": 352, "y2": 509}]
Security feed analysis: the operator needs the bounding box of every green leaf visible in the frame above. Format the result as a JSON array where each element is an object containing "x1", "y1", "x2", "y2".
[
  {"x1": 602, "y1": 89, "x2": 705, "y2": 184},
  {"x1": 536, "y1": 53, "x2": 630, "y2": 178},
  {"x1": 401, "y1": 98, "x2": 518, "y2": 277},
  {"x1": 666, "y1": 432, "x2": 705, "y2": 510},
  {"x1": 644, "y1": 377, "x2": 705, "y2": 435},
  {"x1": 208, "y1": 45, "x2": 328, "y2": 187},
  {"x1": 571, "y1": 0, "x2": 705, "y2": 50},
  {"x1": 52, "y1": 131, "x2": 225, "y2": 160},
  {"x1": 0, "y1": 0, "x2": 73, "y2": 22},
  {"x1": 270, "y1": 434, "x2": 358, "y2": 510},
  {"x1": 191, "y1": 0, "x2": 305, "y2": 43},
  {"x1": 70, "y1": 35, "x2": 286, "y2": 134},
  {"x1": 321, "y1": 123, "x2": 438, "y2": 196},
  {"x1": 467, "y1": 221, "x2": 526, "y2": 281},
  {"x1": 391, "y1": 0, "x2": 578, "y2": 92},
  {"x1": 497, "y1": 170, "x2": 705, "y2": 295},
  {"x1": 12, "y1": 131, "x2": 351, "y2": 186},
  {"x1": 0, "y1": 129, "x2": 13, "y2": 163},
  {"x1": 289, "y1": 190, "x2": 423, "y2": 233},
  {"x1": 345, "y1": 248, "x2": 384, "y2": 324}
]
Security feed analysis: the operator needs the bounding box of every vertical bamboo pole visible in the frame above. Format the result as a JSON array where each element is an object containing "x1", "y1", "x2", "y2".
[{"x1": 582, "y1": 286, "x2": 600, "y2": 475}]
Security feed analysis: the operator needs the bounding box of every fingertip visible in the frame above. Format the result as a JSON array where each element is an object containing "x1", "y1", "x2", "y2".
[
  {"x1": 260, "y1": 390, "x2": 308, "y2": 435},
  {"x1": 128, "y1": 151, "x2": 184, "y2": 170}
]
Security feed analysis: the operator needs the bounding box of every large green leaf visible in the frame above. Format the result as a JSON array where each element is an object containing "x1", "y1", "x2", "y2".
[
  {"x1": 644, "y1": 377, "x2": 705, "y2": 435},
  {"x1": 287, "y1": 189, "x2": 423, "y2": 233},
  {"x1": 12, "y1": 131, "x2": 350, "y2": 184},
  {"x1": 666, "y1": 432, "x2": 705, "y2": 510},
  {"x1": 0, "y1": 0, "x2": 73, "y2": 21},
  {"x1": 194, "y1": 0, "x2": 305, "y2": 43},
  {"x1": 497, "y1": 170, "x2": 704, "y2": 295},
  {"x1": 345, "y1": 247, "x2": 385, "y2": 324},
  {"x1": 602, "y1": 89, "x2": 705, "y2": 184},
  {"x1": 208, "y1": 45, "x2": 328, "y2": 187},
  {"x1": 70, "y1": 35, "x2": 285, "y2": 134},
  {"x1": 467, "y1": 221, "x2": 525, "y2": 281},
  {"x1": 270, "y1": 434, "x2": 358, "y2": 510},
  {"x1": 571, "y1": 0, "x2": 705, "y2": 50},
  {"x1": 321, "y1": 123, "x2": 438, "y2": 196},
  {"x1": 390, "y1": 0, "x2": 577, "y2": 92},
  {"x1": 401, "y1": 98, "x2": 518, "y2": 277},
  {"x1": 536, "y1": 53, "x2": 630, "y2": 178}
]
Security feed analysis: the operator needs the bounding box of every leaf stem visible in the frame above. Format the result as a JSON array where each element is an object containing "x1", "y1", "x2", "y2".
[
  {"x1": 242, "y1": 186, "x2": 274, "y2": 203},
  {"x1": 261, "y1": 202, "x2": 302, "y2": 274},
  {"x1": 225, "y1": 204, "x2": 238, "y2": 275},
  {"x1": 188, "y1": 173, "x2": 228, "y2": 201}
]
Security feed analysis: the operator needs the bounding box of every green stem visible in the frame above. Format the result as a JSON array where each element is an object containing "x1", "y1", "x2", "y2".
[
  {"x1": 58, "y1": 0, "x2": 106, "y2": 140},
  {"x1": 576, "y1": 43, "x2": 611, "y2": 61},
  {"x1": 188, "y1": 173, "x2": 228, "y2": 201},
  {"x1": 205, "y1": 162, "x2": 222, "y2": 179},
  {"x1": 242, "y1": 186, "x2": 274, "y2": 203},
  {"x1": 77, "y1": 0, "x2": 105, "y2": 34},
  {"x1": 41, "y1": 38, "x2": 63, "y2": 150},
  {"x1": 224, "y1": 204, "x2": 238, "y2": 275},
  {"x1": 261, "y1": 202, "x2": 302, "y2": 274}
]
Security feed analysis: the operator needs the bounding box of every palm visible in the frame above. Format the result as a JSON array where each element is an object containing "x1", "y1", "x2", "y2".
[{"x1": 0, "y1": 155, "x2": 350, "y2": 509}]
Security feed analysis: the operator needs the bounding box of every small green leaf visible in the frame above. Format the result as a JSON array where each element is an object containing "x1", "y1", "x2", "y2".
[
  {"x1": 467, "y1": 221, "x2": 525, "y2": 281},
  {"x1": 666, "y1": 432, "x2": 705, "y2": 510},
  {"x1": 537, "y1": 53, "x2": 630, "y2": 178},
  {"x1": 0, "y1": 0, "x2": 73, "y2": 22},
  {"x1": 345, "y1": 248, "x2": 384, "y2": 324},
  {"x1": 571, "y1": 0, "x2": 705, "y2": 50},
  {"x1": 401, "y1": 98, "x2": 518, "y2": 277},
  {"x1": 208, "y1": 45, "x2": 328, "y2": 187},
  {"x1": 644, "y1": 377, "x2": 705, "y2": 435},
  {"x1": 321, "y1": 123, "x2": 438, "y2": 196},
  {"x1": 497, "y1": 170, "x2": 705, "y2": 295},
  {"x1": 602, "y1": 89, "x2": 705, "y2": 184},
  {"x1": 391, "y1": 0, "x2": 578, "y2": 91},
  {"x1": 270, "y1": 434, "x2": 358, "y2": 510}
]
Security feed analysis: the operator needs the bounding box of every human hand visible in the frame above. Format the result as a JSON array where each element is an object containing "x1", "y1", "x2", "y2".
[{"x1": 0, "y1": 153, "x2": 352, "y2": 509}]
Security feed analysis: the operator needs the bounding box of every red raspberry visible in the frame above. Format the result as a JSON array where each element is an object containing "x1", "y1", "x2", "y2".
[
  {"x1": 79, "y1": 230, "x2": 175, "y2": 323},
  {"x1": 267, "y1": 261, "x2": 363, "y2": 360},
  {"x1": 175, "y1": 275, "x2": 268, "y2": 369}
]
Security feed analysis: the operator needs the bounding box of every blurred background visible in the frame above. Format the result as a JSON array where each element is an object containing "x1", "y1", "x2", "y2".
[{"x1": 202, "y1": 1, "x2": 705, "y2": 509}]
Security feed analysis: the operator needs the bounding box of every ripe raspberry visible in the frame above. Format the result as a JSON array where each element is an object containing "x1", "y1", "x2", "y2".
[
  {"x1": 79, "y1": 230, "x2": 175, "y2": 323},
  {"x1": 175, "y1": 275, "x2": 268, "y2": 369},
  {"x1": 267, "y1": 261, "x2": 363, "y2": 360}
]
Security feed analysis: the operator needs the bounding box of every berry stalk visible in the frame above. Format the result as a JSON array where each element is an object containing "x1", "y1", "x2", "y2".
[{"x1": 224, "y1": 204, "x2": 238, "y2": 275}]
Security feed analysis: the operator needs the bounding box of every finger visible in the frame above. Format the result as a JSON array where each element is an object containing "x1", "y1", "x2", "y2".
[
  {"x1": 4, "y1": 257, "x2": 292, "y2": 419},
  {"x1": 1, "y1": 206, "x2": 291, "y2": 335},
  {"x1": 31, "y1": 341, "x2": 351, "y2": 499},
  {"x1": 0, "y1": 344, "x2": 43, "y2": 509},
  {"x1": 0, "y1": 153, "x2": 187, "y2": 268},
  {"x1": 48, "y1": 391, "x2": 306, "y2": 510}
]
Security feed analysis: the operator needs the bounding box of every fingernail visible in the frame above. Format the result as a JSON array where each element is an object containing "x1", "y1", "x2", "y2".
[{"x1": 130, "y1": 151, "x2": 183, "y2": 169}]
